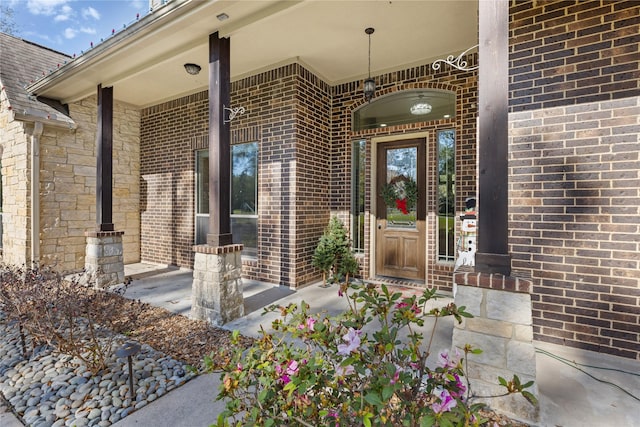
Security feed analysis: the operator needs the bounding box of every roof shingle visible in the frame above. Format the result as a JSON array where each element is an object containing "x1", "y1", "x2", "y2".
[{"x1": 1, "y1": 32, "x2": 75, "y2": 126}]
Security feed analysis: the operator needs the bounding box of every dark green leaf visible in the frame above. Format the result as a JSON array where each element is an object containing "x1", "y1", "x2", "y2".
[
  {"x1": 382, "y1": 385, "x2": 395, "y2": 401},
  {"x1": 419, "y1": 415, "x2": 435, "y2": 427},
  {"x1": 522, "y1": 391, "x2": 538, "y2": 406},
  {"x1": 364, "y1": 391, "x2": 383, "y2": 407}
]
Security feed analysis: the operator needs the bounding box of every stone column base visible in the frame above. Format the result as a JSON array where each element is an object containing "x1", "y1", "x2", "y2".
[
  {"x1": 191, "y1": 244, "x2": 244, "y2": 326},
  {"x1": 452, "y1": 266, "x2": 539, "y2": 424},
  {"x1": 85, "y1": 231, "x2": 125, "y2": 289}
]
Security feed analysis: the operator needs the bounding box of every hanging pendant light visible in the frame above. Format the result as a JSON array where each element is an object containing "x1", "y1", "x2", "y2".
[{"x1": 364, "y1": 27, "x2": 375, "y2": 102}]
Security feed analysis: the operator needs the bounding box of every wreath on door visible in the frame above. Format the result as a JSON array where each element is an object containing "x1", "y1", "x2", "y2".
[{"x1": 380, "y1": 175, "x2": 418, "y2": 215}]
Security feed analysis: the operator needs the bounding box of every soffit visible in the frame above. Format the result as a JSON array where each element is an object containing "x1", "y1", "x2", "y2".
[{"x1": 28, "y1": 0, "x2": 478, "y2": 108}]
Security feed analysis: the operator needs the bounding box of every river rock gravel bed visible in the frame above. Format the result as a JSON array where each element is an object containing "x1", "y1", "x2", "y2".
[
  {"x1": 0, "y1": 291, "x2": 250, "y2": 427},
  {"x1": 0, "y1": 318, "x2": 194, "y2": 427}
]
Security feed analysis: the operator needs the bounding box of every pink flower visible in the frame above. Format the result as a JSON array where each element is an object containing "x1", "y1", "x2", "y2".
[
  {"x1": 326, "y1": 410, "x2": 339, "y2": 426},
  {"x1": 275, "y1": 360, "x2": 300, "y2": 384},
  {"x1": 286, "y1": 360, "x2": 299, "y2": 376},
  {"x1": 450, "y1": 373, "x2": 467, "y2": 398},
  {"x1": 432, "y1": 389, "x2": 457, "y2": 414},
  {"x1": 396, "y1": 301, "x2": 421, "y2": 314},
  {"x1": 438, "y1": 348, "x2": 461, "y2": 369},
  {"x1": 390, "y1": 369, "x2": 401, "y2": 384},
  {"x1": 335, "y1": 364, "x2": 355, "y2": 377},
  {"x1": 298, "y1": 317, "x2": 316, "y2": 330},
  {"x1": 280, "y1": 374, "x2": 291, "y2": 384},
  {"x1": 337, "y1": 328, "x2": 362, "y2": 355}
]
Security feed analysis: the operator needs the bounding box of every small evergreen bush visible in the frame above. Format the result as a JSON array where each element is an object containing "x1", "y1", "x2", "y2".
[{"x1": 312, "y1": 217, "x2": 359, "y2": 286}]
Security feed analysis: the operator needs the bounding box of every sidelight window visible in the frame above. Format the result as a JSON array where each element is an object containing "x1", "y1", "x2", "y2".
[{"x1": 437, "y1": 129, "x2": 455, "y2": 261}]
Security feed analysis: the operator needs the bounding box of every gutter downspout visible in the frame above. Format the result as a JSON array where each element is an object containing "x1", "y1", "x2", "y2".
[{"x1": 30, "y1": 122, "x2": 43, "y2": 264}]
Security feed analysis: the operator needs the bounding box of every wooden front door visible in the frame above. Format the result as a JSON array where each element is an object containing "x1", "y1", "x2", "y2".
[{"x1": 375, "y1": 139, "x2": 426, "y2": 280}]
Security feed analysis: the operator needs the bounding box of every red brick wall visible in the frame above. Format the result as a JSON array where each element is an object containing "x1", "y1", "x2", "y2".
[
  {"x1": 331, "y1": 62, "x2": 479, "y2": 291},
  {"x1": 140, "y1": 58, "x2": 478, "y2": 291},
  {"x1": 293, "y1": 68, "x2": 333, "y2": 285},
  {"x1": 231, "y1": 64, "x2": 332, "y2": 286},
  {"x1": 140, "y1": 92, "x2": 207, "y2": 267},
  {"x1": 140, "y1": 64, "x2": 331, "y2": 287},
  {"x1": 510, "y1": 0, "x2": 640, "y2": 110},
  {"x1": 509, "y1": 1, "x2": 640, "y2": 360}
]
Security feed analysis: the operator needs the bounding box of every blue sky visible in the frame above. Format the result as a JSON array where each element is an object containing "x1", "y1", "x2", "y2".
[{"x1": 7, "y1": 0, "x2": 151, "y2": 56}]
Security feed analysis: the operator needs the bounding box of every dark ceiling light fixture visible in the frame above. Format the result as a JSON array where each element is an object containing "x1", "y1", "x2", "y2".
[
  {"x1": 363, "y1": 27, "x2": 375, "y2": 103},
  {"x1": 184, "y1": 63, "x2": 201, "y2": 75}
]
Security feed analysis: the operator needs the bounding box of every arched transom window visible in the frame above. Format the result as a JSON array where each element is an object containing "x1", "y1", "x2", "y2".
[{"x1": 352, "y1": 89, "x2": 455, "y2": 131}]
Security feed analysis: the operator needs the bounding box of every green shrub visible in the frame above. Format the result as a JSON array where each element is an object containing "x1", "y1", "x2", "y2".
[
  {"x1": 209, "y1": 282, "x2": 536, "y2": 426},
  {"x1": 312, "y1": 217, "x2": 359, "y2": 286}
]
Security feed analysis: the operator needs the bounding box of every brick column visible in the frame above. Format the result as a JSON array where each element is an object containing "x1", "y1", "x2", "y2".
[
  {"x1": 85, "y1": 231, "x2": 125, "y2": 288},
  {"x1": 452, "y1": 266, "x2": 539, "y2": 424},
  {"x1": 191, "y1": 244, "x2": 244, "y2": 326}
]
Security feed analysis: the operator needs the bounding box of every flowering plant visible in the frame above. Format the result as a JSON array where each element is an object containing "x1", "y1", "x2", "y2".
[{"x1": 209, "y1": 282, "x2": 535, "y2": 426}]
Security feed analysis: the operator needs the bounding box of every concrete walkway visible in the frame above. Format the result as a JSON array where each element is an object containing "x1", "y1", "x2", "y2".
[{"x1": 112, "y1": 263, "x2": 640, "y2": 427}]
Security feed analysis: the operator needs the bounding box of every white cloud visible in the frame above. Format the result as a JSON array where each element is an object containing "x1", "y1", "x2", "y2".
[
  {"x1": 26, "y1": 0, "x2": 68, "y2": 16},
  {"x1": 54, "y1": 4, "x2": 73, "y2": 22},
  {"x1": 63, "y1": 25, "x2": 94, "y2": 40},
  {"x1": 130, "y1": 0, "x2": 145, "y2": 10},
  {"x1": 64, "y1": 27, "x2": 77, "y2": 39},
  {"x1": 82, "y1": 6, "x2": 100, "y2": 20}
]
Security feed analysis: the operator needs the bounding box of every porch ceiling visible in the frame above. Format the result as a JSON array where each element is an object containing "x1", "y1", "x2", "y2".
[{"x1": 28, "y1": 0, "x2": 478, "y2": 108}]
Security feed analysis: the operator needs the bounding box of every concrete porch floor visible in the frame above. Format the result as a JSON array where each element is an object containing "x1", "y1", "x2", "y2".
[{"x1": 113, "y1": 263, "x2": 639, "y2": 427}]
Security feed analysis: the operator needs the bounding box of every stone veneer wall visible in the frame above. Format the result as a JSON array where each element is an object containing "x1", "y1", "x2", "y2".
[
  {"x1": 331, "y1": 60, "x2": 478, "y2": 291},
  {"x1": 509, "y1": 1, "x2": 640, "y2": 360},
  {"x1": 0, "y1": 105, "x2": 30, "y2": 264},
  {"x1": 452, "y1": 267, "x2": 538, "y2": 424},
  {"x1": 39, "y1": 96, "x2": 140, "y2": 271},
  {"x1": 191, "y1": 243, "x2": 244, "y2": 325},
  {"x1": 0, "y1": 96, "x2": 140, "y2": 272}
]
